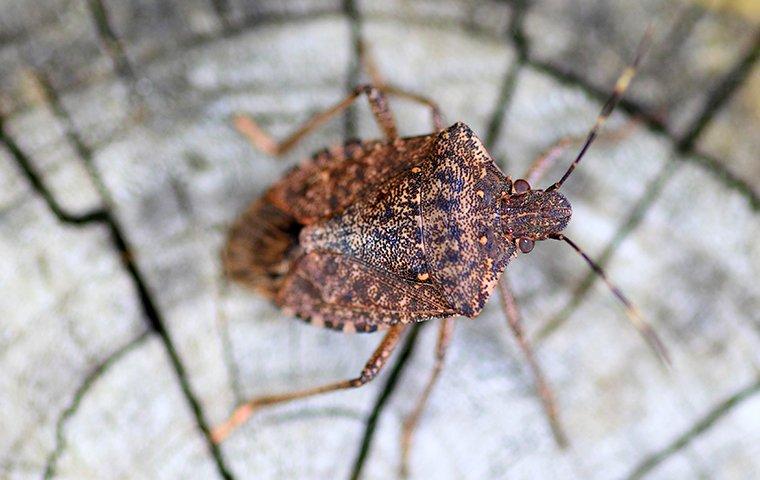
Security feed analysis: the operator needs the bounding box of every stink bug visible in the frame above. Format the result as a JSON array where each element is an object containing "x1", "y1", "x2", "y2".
[{"x1": 211, "y1": 32, "x2": 668, "y2": 475}]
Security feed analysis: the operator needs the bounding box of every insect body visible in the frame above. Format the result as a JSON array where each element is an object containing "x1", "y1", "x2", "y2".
[
  {"x1": 224, "y1": 122, "x2": 570, "y2": 331},
  {"x1": 213, "y1": 35, "x2": 666, "y2": 476}
]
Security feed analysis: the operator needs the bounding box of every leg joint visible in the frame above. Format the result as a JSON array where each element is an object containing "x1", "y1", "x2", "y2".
[
  {"x1": 349, "y1": 376, "x2": 368, "y2": 388},
  {"x1": 353, "y1": 84, "x2": 376, "y2": 96}
]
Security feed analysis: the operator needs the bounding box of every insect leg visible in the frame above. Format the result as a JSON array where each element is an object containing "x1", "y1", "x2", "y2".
[
  {"x1": 234, "y1": 84, "x2": 399, "y2": 157},
  {"x1": 497, "y1": 276, "x2": 568, "y2": 447},
  {"x1": 358, "y1": 39, "x2": 444, "y2": 131},
  {"x1": 399, "y1": 318, "x2": 455, "y2": 478},
  {"x1": 211, "y1": 323, "x2": 408, "y2": 444},
  {"x1": 381, "y1": 85, "x2": 445, "y2": 131}
]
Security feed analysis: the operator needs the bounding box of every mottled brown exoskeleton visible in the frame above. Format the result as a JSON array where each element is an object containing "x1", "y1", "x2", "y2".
[{"x1": 212, "y1": 35, "x2": 668, "y2": 474}]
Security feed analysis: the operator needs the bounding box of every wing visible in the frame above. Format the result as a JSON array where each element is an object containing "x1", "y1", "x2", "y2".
[
  {"x1": 266, "y1": 134, "x2": 437, "y2": 224},
  {"x1": 226, "y1": 134, "x2": 437, "y2": 298},
  {"x1": 276, "y1": 251, "x2": 454, "y2": 333}
]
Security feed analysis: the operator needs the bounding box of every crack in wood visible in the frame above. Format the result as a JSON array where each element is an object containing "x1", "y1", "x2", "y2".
[
  {"x1": 43, "y1": 332, "x2": 150, "y2": 480},
  {"x1": 484, "y1": 61, "x2": 522, "y2": 161},
  {"x1": 209, "y1": 0, "x2": 233, "y2": 31},
  {"x1": 348, "y1": 323, "x2": 424, "y2": 480},
  {"x1": 677, "y1": 29, "x2": 760, "y2": 152},
  {"x1": 537, "y1": 159, "x2": 679, "y2": 341},
  {"x1": 532, "y1": 28, "x2": 759, "y2": 343},
  {"x1": 624, "y1": 376, "x2": 760, "y2": 480},
  {"x1": 0, "y1": 114, "x2": 107, "y2": 225},
  {"x1": 343, "y1": 0, "x2": 362, "y2": 141},
  {"x1": 14, "y1": 68, "x2": 237, "y2": 480},
  {"x1": 85, "y1": 0, "x2": 138, "y2": 84},
  {"x1": 524, "y1": 49, "x2": 759, "y2": 211},
  {"x1": 4, "y1": 4, "x2": 757, "y2": 478},
  {"x1": 501, "y1": 4, "x2": 759, "y2": 351},
  {"x1": 214, "y1": 278, "x2": 246, "y2": 405}
]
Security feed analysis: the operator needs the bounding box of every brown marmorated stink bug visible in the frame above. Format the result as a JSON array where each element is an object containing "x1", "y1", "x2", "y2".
[{"x1": 211, "y1": 33, "x2": 668, "y2": 473}]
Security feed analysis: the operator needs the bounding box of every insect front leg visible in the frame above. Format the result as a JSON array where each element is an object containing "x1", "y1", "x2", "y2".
[
  {"x1": 234, "y1": 84, "x2": 399, "y2": 157},
  {"x1": 497, "y1": 277, "x2": 568, "y2": 447},
  {"x1": 399, "y1": 318, "x2": 455, "y2": 478},
  {"x1": 211, "y1": 323, "x2": 408, "y2": 444}
]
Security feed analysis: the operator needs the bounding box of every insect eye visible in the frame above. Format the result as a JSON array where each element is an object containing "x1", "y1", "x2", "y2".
[
  {"x1": 518, "y1": 238, "x2": 535, "y2": 253},
  {"x1": 514, "y1": 179, "x2": 531, "y2": 194}
]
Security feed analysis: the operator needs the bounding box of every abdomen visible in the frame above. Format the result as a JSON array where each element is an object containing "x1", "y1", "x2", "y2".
[{"x1": 223, "y1": 195, "x2": 302, "y2": 298}]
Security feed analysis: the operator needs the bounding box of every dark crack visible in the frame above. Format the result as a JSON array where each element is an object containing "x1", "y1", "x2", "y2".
[
  {"x1": 511, "y1": 14, "x2": 759, "y2": 346},
  {"x1": 523, "y1": 45, "x2": 759, "y2": 211},
  {"x1": 532, "y1": 27, "x2": 759, "y2": 344},
  {"x1": 348, "y1": 323, "x2": 424, "y2": 480},
  {"x1": 537, "y1": 159, "x2": 679, "y2": 340},
  {"x1": 494, "y1": 1, "x2": 756, "y2": 215},
  {"x1": 85, "y1": 0, "x2": 138, "y2": 84},
  {"x1": 625, "y1": 376, "x2": 760, "y2": 480},
  {"x1": 343, "y1": 0, "x2": 362, "y2": 140},
  {"x1": 43, "y1": 332, "x2": 150, "y2": 479},
  {"x1": 505, "y1": 0, "x2": 530, "y2": 57},
  {"x1": 23, "y1": 71, "x2": 236, "y2": 480},
  {"x1": 0, "y1": 116, "x2": 107, "y2": 225},
  {"x1": 483, "y1": 0, "x2": 529, "y2": 169},
  {"x1": 484, "y1": 62, "x2": 521, "y2": 161},
  {"x1": 209, "y1": 0, "x2": 233, "y2": 31},
  {"x1": 494, "y1": 1, "x2": 758, "y2": 209},
  {"x1": 214, "y1": 277, "x2": 245, "y2": 404},
  {"x1": 686, "y1": 151, "x2": 758, "y2": 210},
  {"x1": 677, "y1": 29, "x2": 760, "y2": 151},
  {"x1": 526, "y1": 57, "x2": 670, "y2": 136}
]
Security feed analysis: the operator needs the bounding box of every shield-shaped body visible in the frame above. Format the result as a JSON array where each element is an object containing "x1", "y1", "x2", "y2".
[{"x1": 224, "y1": 122, "x2": 519, "y2": 332}]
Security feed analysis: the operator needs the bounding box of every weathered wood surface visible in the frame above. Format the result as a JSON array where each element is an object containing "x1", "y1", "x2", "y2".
[{"x1": 1, "y1": 1, "x2": 758, "y2": 479}]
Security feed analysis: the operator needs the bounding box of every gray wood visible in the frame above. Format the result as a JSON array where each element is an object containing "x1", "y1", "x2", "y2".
[{"x1": 1, "y1": 1, "x2": 758, "y2": 479}]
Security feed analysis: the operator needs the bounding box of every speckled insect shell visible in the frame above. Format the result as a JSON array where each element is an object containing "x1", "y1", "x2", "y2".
[{"x1": 223, "y1": 122, "x2": 520, "y2": 333}]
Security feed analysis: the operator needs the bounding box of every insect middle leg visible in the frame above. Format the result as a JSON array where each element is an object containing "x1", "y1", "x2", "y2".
[
  {"x1": 399, "y1": 318, "x2": 455, "y2": 477},
  {"x1": 211, "y1": 323, "x2": 408, "y2": 444}
]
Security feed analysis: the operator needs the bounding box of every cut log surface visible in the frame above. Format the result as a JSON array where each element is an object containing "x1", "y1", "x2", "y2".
[{"x1": 1, "y1": 1, "x2": 758, "y2": 479}]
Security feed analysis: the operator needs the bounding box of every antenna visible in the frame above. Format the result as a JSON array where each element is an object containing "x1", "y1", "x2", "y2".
[
  {"x1": 552, "y1": 234, "x2": 670, "y2": 366},
  {"x1": 547, "y1": 26, "x2": 653, "y2": 192}
]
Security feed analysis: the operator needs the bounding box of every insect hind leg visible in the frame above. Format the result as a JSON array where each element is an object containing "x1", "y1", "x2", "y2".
[{"x1": 211, "y1": 323, "x2": 408, "y2": 443}]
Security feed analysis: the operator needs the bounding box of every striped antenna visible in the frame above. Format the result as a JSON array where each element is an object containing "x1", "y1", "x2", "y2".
[
  {"x1": 547, "y1": 26, "x2": 653, "y2": 192},
  {"x1": 552, "y1": 234, "x2": 671, "y2": 366}
]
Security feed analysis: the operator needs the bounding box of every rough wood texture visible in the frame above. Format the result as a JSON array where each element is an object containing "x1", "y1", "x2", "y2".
[{"x1": 1, "y1": 1, "x2": 758, "y2": 479}]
